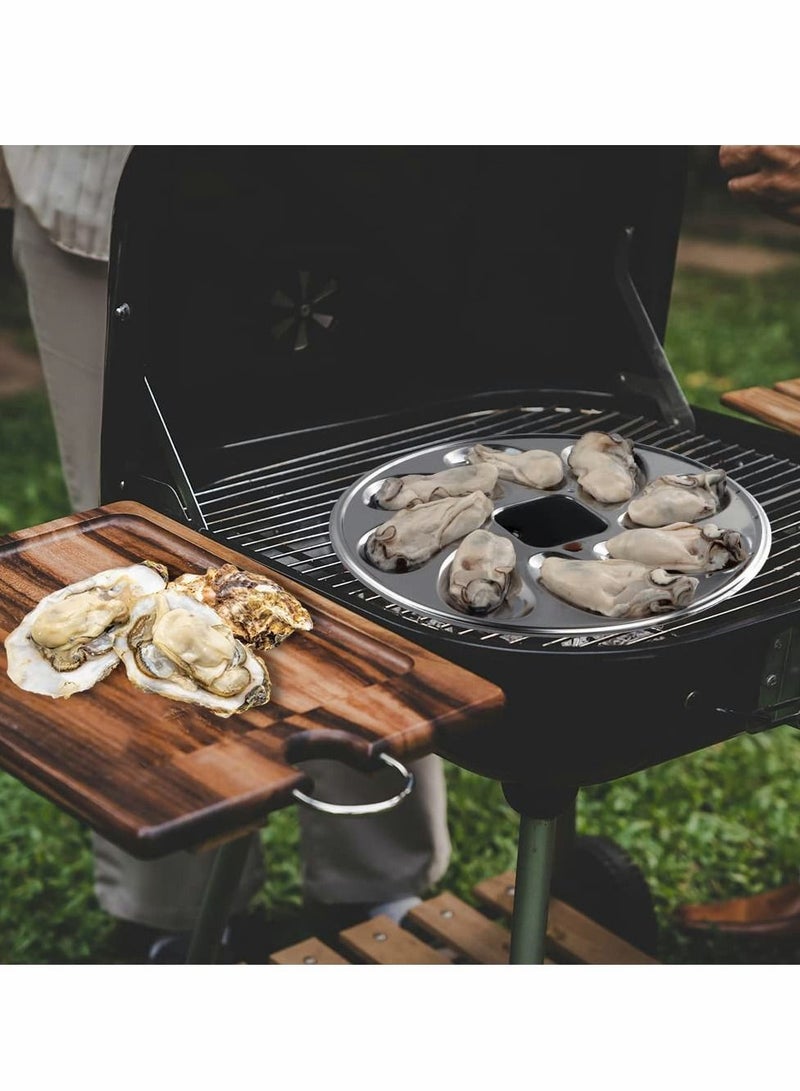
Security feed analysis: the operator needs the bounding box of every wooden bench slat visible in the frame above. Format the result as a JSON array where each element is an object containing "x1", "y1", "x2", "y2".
[
  {"x1": 720, "y1": 387, "x2": 800, "y2": 435},
  {"x1": 408, "y1": 891, "x2": 511, "y2": 964},
  {"x1": 339, "y1": 914, "x2": 450, "y2": 964},
  {"x1": 773, "y1": 378, "x2": 800, "y2": 401},
  {"x1": 474, "y1": 869, "x2": 658, "y2": 965},
  {"x1": 474, "y1": 870, "x2": 517, "y2": 916},
  {"x1": 269, "y1": 937, "x2": 350, "y2": 965},
  {"x1": 546, "y1": 899, "x2": 658, "y2": 965}
]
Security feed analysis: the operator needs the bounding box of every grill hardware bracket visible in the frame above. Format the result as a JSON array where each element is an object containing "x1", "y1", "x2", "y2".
[
  {"x1": 690, "y1": 629, "x2": 800, "y2": 731},
  {"x1": 615, "y1": 226, "x2": 695, "y2": 433},
  {"x1": 754, "y1": 628, "x2": 800, "y2": 730},
  {"x1": 143, "y1": 376, "x2": 208, "y2": 530}
]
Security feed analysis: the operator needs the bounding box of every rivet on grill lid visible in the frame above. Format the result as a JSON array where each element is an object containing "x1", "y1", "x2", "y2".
[{"x1": 114, "y1": 303, "x2": 131, "y2": 322}]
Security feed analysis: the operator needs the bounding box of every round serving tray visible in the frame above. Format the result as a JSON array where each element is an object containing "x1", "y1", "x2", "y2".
[{"x1": 329, "y1": 434, "x2": 772, "y2": 636}]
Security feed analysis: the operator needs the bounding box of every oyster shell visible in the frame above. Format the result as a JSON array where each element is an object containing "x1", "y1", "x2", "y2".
[
  {"x1": 539, "y1": 556, "x2": 697, "y2": 618},
  {"x1": 374, "y1": 463, "x2": 499, "y2": 510},
  {"x1": 466, "y1": 444, "x2": 564, "y2": 489},
  {"x1": 626, "y1": 471, "x2": 727, "y2": 527},
  {"x1": 365, "y1": 490, "x2": 493, "y2": 572},
  {"x1": 567, "y1": 432, "x2": 637, "y2": 504},
  {"x1": 169, "y1": 563, "x2": 312, "y2": 650},
  {"x1": 448, "y1": 529, "x2": 517, "y2": 614},
  {"x1": 4, "y1": 562, "x2": 168, "y2": 698},
  {"x1": 115, "y1": 589, "x2": 270, "y2": 717},
  {"x1": 606, "y1": 522, "x2": 748, "y2": 573}
]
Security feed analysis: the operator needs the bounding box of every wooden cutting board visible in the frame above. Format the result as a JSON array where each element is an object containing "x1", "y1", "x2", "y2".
[{"x1": 0, "y1": 501, "x2": 504, "y2": 858}]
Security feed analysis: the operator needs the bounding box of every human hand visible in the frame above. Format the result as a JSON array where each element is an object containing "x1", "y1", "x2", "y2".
[{"x1": 718, "y1": 145, "x2": 800, "y2": 226}]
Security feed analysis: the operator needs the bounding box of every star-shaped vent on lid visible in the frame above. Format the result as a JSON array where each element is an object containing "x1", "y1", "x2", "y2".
[{"x1": 270, "y1": 271, "x2": 337, "y2": 352}]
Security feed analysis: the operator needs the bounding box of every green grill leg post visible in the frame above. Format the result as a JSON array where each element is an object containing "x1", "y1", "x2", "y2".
[
  {"x1": 186, "y1": 836, "x2": 252, "y2": 964},
  {"x1": 509, "y1": 814, "x2": 557, "y2": 964}
]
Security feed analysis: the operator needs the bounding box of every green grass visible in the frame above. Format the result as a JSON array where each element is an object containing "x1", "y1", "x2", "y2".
[
  {"x1": 0, "y1": 390, "x2": 70, "y2": 535},
  {"x1": 3, "y1": 256, "x2": 800, "y2": 963}
]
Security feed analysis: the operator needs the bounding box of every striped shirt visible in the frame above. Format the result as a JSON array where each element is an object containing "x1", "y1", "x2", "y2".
[{"x1": 2, "y1": 146, "x2": 132, "y2": 261}]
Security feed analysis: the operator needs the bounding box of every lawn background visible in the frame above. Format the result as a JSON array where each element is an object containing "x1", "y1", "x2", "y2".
[{"x1": 3, "y1": 156, "x2": 800, "y2": 964}]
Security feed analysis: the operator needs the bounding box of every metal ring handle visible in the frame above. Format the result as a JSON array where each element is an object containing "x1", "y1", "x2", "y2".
[{"x1": 291, "y1": 752, "x2": 415, "y2": 816}]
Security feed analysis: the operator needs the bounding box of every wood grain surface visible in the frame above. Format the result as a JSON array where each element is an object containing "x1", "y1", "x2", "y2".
[
  {"x1": 0, "y1": 502, "x2": 504, "y2": 858},
  {"x1": 721, "y1": 386, "x2": 800, "y2": 435}
]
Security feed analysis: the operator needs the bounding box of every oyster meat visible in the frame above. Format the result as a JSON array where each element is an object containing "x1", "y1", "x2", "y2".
[
  {"x1": 365, "y1": 490, "x2": 493, "y2": 572},
  {"x1": 567, "y1": 431, "x2": 637, "y2": 504},
  {"x1": 539, "y1": 556, "x2": 697, "y2": 618},
  {"x1": 4, "y1": 562, "x2": 168, "y2": 698},
  {"x1": 466, "y1": 444, "x2": 564, "y2": 489},
  {"x1": 626, "y1": 471, "x2": 727, "y2": 527},
  {"x1": 448, "y1": 529, "x2": 517, "y2": 614},
  {"x1": 115, "y1": 589, "x2": 270, "y2": 717},
  {"x1": 169, "y1": 563, "x2": 312, "y2": 650},
  {"x1": 374, "y1": 463, "x2": 499, "y2": 510},
  {"x1": 606, "y1": 522, "x2": 748, "y2": 573}
]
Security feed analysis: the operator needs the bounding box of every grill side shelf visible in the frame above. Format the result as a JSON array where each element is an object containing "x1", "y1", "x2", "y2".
[{"x1": 0, "y1": 503, "x2": 504, "y2": 859}]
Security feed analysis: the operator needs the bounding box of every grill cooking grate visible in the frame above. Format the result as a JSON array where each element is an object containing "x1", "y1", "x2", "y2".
[{"x1": 195, "y1": 405, "x2": 800, "y2": 651}]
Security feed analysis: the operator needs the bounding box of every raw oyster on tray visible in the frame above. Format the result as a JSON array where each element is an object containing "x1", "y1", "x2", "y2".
[
  {"x1": 567, "y1": 431, "x2": 638, "y2": 504},
  {"x1": 466, "y1": 444, "x2": 564, "y2": 489},
  {"x1": 374, "y1": 462, "x2": 499, "y2": 510},
  {"x1": 539, "y1": 556, "x2": 698, "y2": 619},
  {"x1": 448, "y1": 529, "x2": 517, "y2": 614},
  {"x1": 606, "y1": 522, "x2": 748, "y2": 573},
  {"x1": 365, "y1": 490, "x2": 493, "y2": 572},
  {"x1": 626, "y1": 471, "x2": 727, "y2": 527}
]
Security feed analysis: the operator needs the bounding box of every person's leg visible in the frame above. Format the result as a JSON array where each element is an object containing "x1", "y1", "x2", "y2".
[
  {"x1": 11, "y1": 201, "x2": 105, "y2": 513},
  {"x1": 90, "y1": 831, "x2": 266, "y2": 932},
  {"x1": 298, "y1": 753, "x2": 450, "y2": 909}
]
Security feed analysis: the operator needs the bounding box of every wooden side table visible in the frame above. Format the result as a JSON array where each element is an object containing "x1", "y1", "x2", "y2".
[{"x1": 722, "y1": 378, "x2": 800, "y2": 435}]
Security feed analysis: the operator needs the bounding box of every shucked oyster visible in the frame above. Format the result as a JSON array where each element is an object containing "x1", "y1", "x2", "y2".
[
  {"x1": 567, "y1": 432, "x2": 637, "y2": 504},
  {"x1": 374, "y1": 463, "x2": 499, "y2": 510},
  {"x1": 539, "y1": 556, "x2": 697, "y2": 619},
  {"x1": 448, "y1": 529, "x2": 517, "y2": 614},
  {"x1": 466, "y1": 444, "x2": 564, "y2": 489},
  {"x1": 115, "y1": 589, "x2": 270, "y2": 717},
  {"x1": 4, "y1": 562, "x2": 168, "y2": 699},
  {"x1": 169, "y1": 563, "x2": 312, "y2": 650},
  {"x1": 365, "y1": 490, "x2": 493, "y2": 572},
  {"x1": 626, "y1": 471, "x2": 727, "y2": 528},
  {"x1": 606, "y1": 522, "x2": 748, "y2": 573}
]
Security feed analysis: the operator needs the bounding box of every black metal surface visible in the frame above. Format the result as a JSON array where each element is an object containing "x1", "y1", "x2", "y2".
[
  {"x1": 99, "y1": 146, "x2": 800, "y2": 792},
  {"x1": 102, "y1": 145, "x2": 688, "y2": 497}
]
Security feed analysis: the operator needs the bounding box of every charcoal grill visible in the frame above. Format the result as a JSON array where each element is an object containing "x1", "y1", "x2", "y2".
[{"x1": 101, "y1": 147, "x2": 800, "y2": 961}]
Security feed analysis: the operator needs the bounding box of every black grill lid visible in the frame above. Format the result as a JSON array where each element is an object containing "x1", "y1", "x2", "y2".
[{"x1": 104, "y1": 146, "x2": 689, "y2": 481}]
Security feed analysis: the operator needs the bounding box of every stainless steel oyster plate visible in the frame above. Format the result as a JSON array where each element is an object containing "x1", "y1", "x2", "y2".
[{"x1": 331, "y1": 435, "x2": 771, "y2": 636}]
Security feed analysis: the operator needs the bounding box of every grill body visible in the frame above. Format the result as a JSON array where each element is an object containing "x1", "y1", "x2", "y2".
[{"x1": 101, "y1": 147, "x2": 800, "y2": 792}]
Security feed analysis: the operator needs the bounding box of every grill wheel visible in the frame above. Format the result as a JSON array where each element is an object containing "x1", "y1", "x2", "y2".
[{"x1": 552, "y1": 835, "x2": 659, "y2": 957}]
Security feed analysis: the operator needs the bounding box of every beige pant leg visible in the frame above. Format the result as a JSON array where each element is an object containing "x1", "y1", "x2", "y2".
[
  {"x1": 89, "y1": 831, "x2": 266, "y2": 932},
  {"x1": 298, "y1": 753, "x2": 451, "y2": 905},
  {"x1": 12, "y1": 199, "x2": 451, "y2": 926},
  {"x1": 11, "y1": 201, "x2": 105, "y2": 513}
]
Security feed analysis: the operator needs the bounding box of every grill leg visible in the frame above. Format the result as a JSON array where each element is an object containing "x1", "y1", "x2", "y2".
[
  {"x1": 509, "y1": 814, "x2": 557, "y2": 964},
  {"x1": 503, "y1": 781, "x2": 577, "y2": 965},
  {"x1": 186, "y1": 836, "x2": 252, "y2": 964}
]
